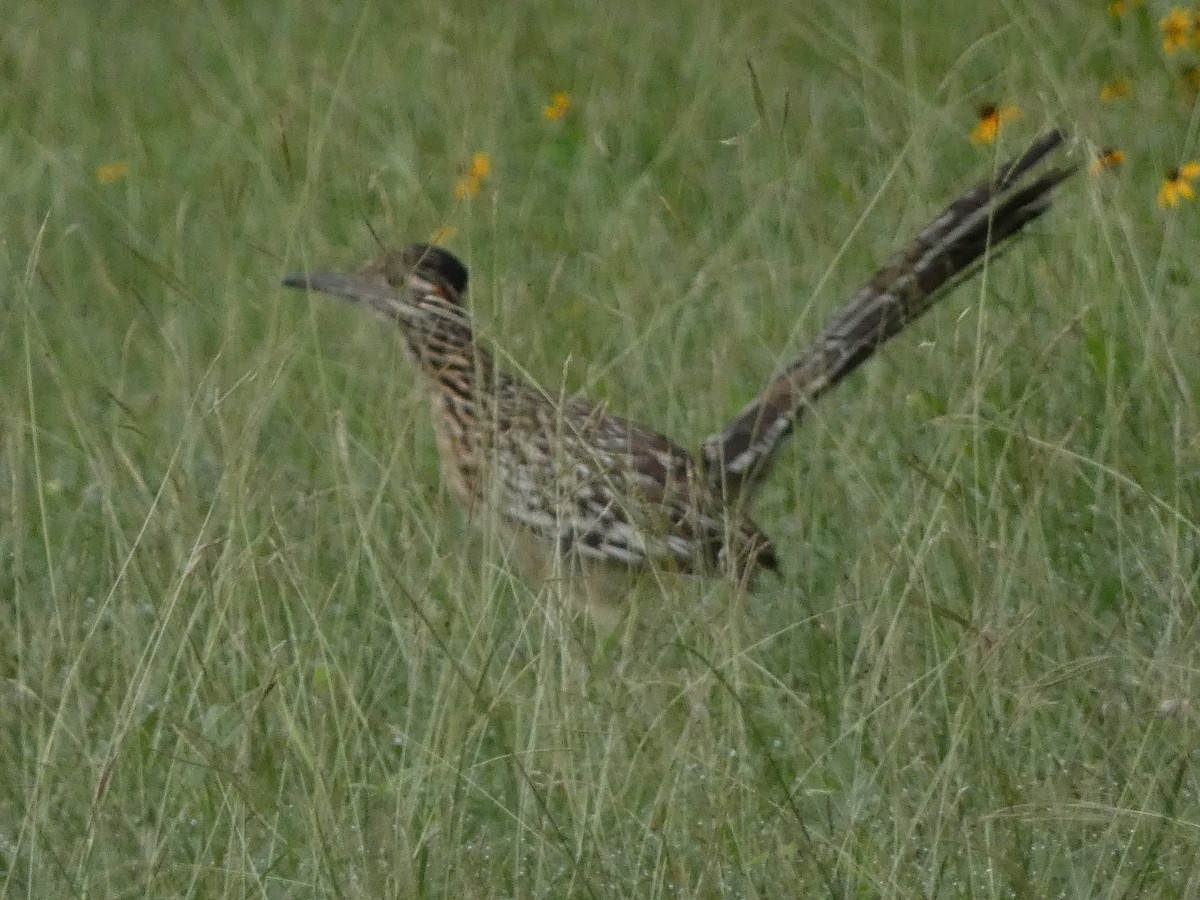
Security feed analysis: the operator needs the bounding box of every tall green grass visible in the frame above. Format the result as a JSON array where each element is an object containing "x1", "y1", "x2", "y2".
[{"x1": 4, "y1": 0, "x2": 1199, "y2": 895}]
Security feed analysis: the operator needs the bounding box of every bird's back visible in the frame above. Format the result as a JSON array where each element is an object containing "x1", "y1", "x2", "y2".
[{"x1": 483, "y1": 384, "x2": 778, "y2": 577}]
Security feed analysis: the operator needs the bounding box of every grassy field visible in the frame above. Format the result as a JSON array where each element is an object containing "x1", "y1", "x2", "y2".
[{"x1": 4, "y1": 0, "x2": 1200, "y2": 896}]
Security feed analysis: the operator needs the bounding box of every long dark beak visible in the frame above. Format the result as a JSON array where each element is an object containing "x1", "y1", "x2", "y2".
[
  {"x1": 282, "y1": 271, "x2": 404, "y2": 321},
  {"x1": 283, "y1": 271, "x2": 385, "y2": 303}
]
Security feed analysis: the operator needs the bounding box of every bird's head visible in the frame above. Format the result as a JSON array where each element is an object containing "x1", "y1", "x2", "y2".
[{"x1": 283, "y1": 243, "x2": 470, "y2": 324}]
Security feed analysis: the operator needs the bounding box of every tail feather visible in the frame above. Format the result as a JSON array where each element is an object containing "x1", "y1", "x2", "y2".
[{"x1": 703, "y1": 129, "x2": 1075, "y2": 500}]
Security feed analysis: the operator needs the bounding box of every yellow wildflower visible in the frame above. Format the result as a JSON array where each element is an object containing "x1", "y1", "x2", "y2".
[
  {"x1": 468, "y1": 152, "x2": 491, "y2": 180},
  {"x1": 971, "y1": 103, "x2": 1020, "y2": 145},
  {"x1": 454, "y1": 152, "x2": 492, "y2": 199},
  {"x1": 1089, "y1": 148, "x2": 1126, "y2": 175},
  {"x1": 94, "y1": 161, "x2": 129, "y2": 185},
  {"x1": 1160, "y1": 7, "x2": 1194, "y2": 53},
  {"x1": 542, "y1": 91, "x2": 571, "y2": 121},
  {"x1": 1158, "y1": 162, "x2": 1200, "y2": 207},
  {"x1": 429, "y1": 225, "x2": 458, "y2": 243},
  {"x1": 1100, "y1": 78, "x2": 1132, "y2": 101}
]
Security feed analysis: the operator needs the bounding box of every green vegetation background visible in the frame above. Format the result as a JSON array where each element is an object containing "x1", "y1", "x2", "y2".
[{"x1": 4, "y1": 0, "x2": 1199, "y2": 895}]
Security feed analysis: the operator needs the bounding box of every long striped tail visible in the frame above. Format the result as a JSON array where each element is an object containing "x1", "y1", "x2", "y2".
[{"x1": 702, "y1": 128, "x2": 1075, "y2": 501}]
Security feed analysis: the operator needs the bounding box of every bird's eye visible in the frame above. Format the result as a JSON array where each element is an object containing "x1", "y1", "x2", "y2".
[{"x1": 383, "y1": 260, "x2": 410, "y2": 287}]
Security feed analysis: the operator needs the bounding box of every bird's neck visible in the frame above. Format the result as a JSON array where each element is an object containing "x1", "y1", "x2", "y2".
[{"x1": 401, "y1": 305, "x2": 502, "y2": 401}]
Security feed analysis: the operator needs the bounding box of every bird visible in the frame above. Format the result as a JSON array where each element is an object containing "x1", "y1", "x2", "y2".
[{"x1": 283, "y1": 129, "x2": 1074, "y2": 590}]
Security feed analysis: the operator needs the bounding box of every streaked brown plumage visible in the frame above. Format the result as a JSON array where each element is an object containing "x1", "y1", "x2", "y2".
[{"x1": 284, "y1": 129, "x2": 1074, "y2": 583}]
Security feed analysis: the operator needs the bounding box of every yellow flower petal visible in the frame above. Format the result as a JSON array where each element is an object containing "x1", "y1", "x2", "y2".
[
  {"x1": 1159, "y1": 168, "x2": 1197, "y2": 207},
  {"x1": 542, "y1": 91, "x2": 571, "y2": 120},
  {"x1": 430, "y1": 225, "x2": 457, "y2": 243},
  {"x1": 971, "y1": 119, "x2": 997, "y2": 144},
  {"x1": 454, "y1": 152, "x2": 491, "y2": 199},
  {"x1": 1089, "y1": 149, "x2": 1126, "y2": 175},
  {"x1": 469, "y1": 152, "x2": 491, "y2": 180},
  {"x1": 94, "y1": 161, "x2": 129, "y2": 185},
  {"x1": 1100, "y1": 78, "x2": 1132, "y2": 101},
  {"x1": 1180, "y1": 160, "x2": 1200, "y2": 180},
  {"x1": 970, "y1": 104, "x2": 1020, "y2": 145},
  {"x1": 1161, "y1": 7, "x2": 1192, "y2": 53}
]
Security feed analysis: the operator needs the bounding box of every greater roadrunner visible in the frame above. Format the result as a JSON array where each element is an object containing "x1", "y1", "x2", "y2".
[{"x1": 284, "y1": 130, "x2": 1073, "y2": 582}]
